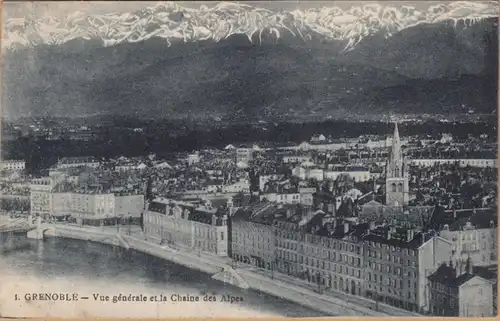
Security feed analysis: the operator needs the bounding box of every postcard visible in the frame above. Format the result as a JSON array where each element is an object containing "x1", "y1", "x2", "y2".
[{"x1": 0, "y1": 1, "x2": 498, "y2": 318}]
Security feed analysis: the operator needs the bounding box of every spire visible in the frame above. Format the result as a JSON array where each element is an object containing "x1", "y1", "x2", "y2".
[
  {"x1": 391, "y1": 122, "x2": 401, "y2": 157},
  {"x1": 387, "y1": 122, "x2": 403, "y2": 177}
]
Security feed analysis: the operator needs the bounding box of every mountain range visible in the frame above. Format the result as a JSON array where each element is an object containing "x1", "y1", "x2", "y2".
[{"x1": 2, "y1": 1, "x2": 498, "y2": 121}]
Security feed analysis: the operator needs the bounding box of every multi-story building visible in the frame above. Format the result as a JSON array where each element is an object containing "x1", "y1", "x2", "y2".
[
  {"x1": 410, "y1": 159, "x2": 497, "y2": 168},
  {"x1": 473, "y1": 265, "x2": 498, "y2": 316},
  {"x1": 282, "y1": 154, "x2": 312, "y2": 164},
  {"x1": 324, "y1": 166, "x2": 371, "y2": 182},
  {"x1": 144, "y1": 197, "x2": 228, "y2": 256},
  {"x1": 299, "y1": 187, "x2": 316, "y2": 206},
  {"x1": 427, "y1": 259, "x2": 494, "y2": 317},
  {"x1": 306, "y1": 168, "x2": 324, "y2": 181},
  {"x1": 437, "y1": 208, "x2": 497, "y2": 267},
  {"x1": 236, "y1": 148, "x2": 254, "y2": 164},
  {"x1": 230, "y1": 200, "x2": 483, "y2": 315},
  {"x1": 230, "y1": 202, "x2": 276, "y2": 269},
  {"x1": 274, "y1": 205, "x2": 315, "y2": 277},
  {"x1": 385, "y1": 123, "x2": 409, "y2": 206},
  {"x1": 363, "y1": 227, "x2": 453, "y2": 313},
  {"x1": 260, "y1": 192, "x2": 301, "y2": 204},
  {"x1": 114, "y1": 193, "x2": 146, "y2": 223},
  {"x1": 187, "y1": 152, "x2": 200, "y2": 166},
  {"x1": 359, "y1": 201, "x2": 435, "y2": 229},
  {"x1": 30, "y1": 177, "x2": 55, "y2": 218},
  {"x1": 56, "y1": 156, "x2": 100, "y2": 169},
  {"x1": 0, "y1": 160, "x2": 26, "y2": 172},
  {"x1": 300, "y1": 215, "x2": 366, "y2": 296},
  {"x1": 258, "y1": 174, "x2": 284, "y2": 191},
  {"x1": 51, "y1": 185, "x2": 115, "y2": 224},
  {"x1": 51, "y1": 183, "x2": 144, "y2": 224}
]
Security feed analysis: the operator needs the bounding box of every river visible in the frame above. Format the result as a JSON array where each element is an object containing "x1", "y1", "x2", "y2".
[{"x1": 0, "y1": 232, "x2": 327, "y2": 318}]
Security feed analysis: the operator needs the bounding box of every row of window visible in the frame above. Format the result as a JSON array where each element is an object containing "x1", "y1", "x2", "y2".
[
  {"x1": 368, "y1": 272, "x2": 417, "y2": 289},
  {"x1": 367, "y1": 283, "x2": 417, "y2": 300},
  {"x1": 367, "y1": 261, "x2": 417, "y2": 275},
  {"x1": 367, "y1": 243, "x2": 417, "y2": 255}
]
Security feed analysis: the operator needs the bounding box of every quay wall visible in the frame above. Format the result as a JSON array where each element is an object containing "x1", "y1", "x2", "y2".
[{"x1": 40, "y1": 224, "x2": 387, "y2": 317}]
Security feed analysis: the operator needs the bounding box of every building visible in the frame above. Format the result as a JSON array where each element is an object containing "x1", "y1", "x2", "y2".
[
  {"x1": 299, "y1": 187, "x2": 316, "y2": 206},
  {"x1": 274, "y1": 205, "x2": 315, "y2": 278},
  {"x1": 363, "y1": 227, "x2": 453, "y2": 313},
  {"x1": 283, "y1": 154, "x2": 312, "y2": 164},
  {"x1": 236, "y1": 148, "x2": 254, "y2": 164},
  {"x1": 427, "y1": 259, "x2": 494, "y2": 317},
  {"x1": 410, "y1": 159, "x2": 497, "y2": 168},
  {"x1": 385, "y1": 123, "x2": 409, "y2": 206},
  {"x1": 260, "y1": 192, "x2": 301, "y2": 204},
  {"x1": 359, "y1": 200, "x2": 435, "y2": 229},
  {"x1": 114, "y1": 193, "x2": 146, "y2": 223},
  {"x1": 231, "y1": 200, "x2": 460, "y2": 314},
  {"x1": 56, "y1": 156, "x2": 100, "y2": 169},
  {"x1": 0, "y1": 160, "x2": 26, "y2": 172},
  {"x1": 187, "y1": 153, "x2": 201, "y2": 166},
  {"x1": 324, "y1": 166, "x2": 371, "y2": 182},
  {"x1": 30, "y1": 177, "x2": 55, "y2": 218},
  {"x1": 51, "y1": 182, "x2": 145, "y2": 225},
  {"x1": 299, "y1": 215, "x2": 366, "y2": 296},
  {"x1": 230, "y1": 203, "x2": 276, "y2": 269},
  {"x1": 259, "y1": 174, "x2": 284, "y2": 191},
  {"x1": 144, "y1": 197, "x2": 228, "y2": 256},
  {"x1": 51, "y1": 185, "x2": 115, "y2": 225},
  {"x1": 473, "y1": 265, "x2": 498, "y2": 316},
  {"x1": 434, "y1": 208, "x2": 497, "y2": 267}
]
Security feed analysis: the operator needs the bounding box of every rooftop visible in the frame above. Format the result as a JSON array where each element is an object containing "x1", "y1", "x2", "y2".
[
  {"x1": 363, "y1": 226, "x2": 432, "y2": 249},
  {"x1": 58, "y1": 156, "x2": 99, "y2": 165},
  {"x1": 428, "y1": 262, "x2": 480, "y2": 288},
  {"x1": 431, "y1": 207, "x2": 497, "y2": 231}
]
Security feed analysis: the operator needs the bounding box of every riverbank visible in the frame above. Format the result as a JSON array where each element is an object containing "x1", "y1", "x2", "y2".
[{"x1": 38, "y1": 223, "x2": 419, "y2": 316}]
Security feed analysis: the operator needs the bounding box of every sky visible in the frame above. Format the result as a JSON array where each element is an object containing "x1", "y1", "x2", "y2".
[{"x1": 3, "y1": 1, "x2": 462, "y2": 19}]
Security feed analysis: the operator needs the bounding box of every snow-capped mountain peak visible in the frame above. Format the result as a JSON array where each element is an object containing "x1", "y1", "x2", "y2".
[{"x1": 3, "y1": 1, "x2": 498, "y2": 50}]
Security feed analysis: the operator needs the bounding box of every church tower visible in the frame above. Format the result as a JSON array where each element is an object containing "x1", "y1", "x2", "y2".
[{"x1": 385, "y1": 122, "x2": 409, "y2": 206}]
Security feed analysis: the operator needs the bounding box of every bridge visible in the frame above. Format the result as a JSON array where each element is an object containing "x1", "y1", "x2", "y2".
[{"x1": 0, "y1": 216, "x2": 36, "y2": 233}]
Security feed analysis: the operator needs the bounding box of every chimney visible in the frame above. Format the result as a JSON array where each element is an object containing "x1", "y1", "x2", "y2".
[
  {"x1": 211, "y1": 214, "x2": 217, "y2": 226},
  {"x1": 286, "y1": 207, "x2": 293, "y2": 219},
  {"x1": 344, "y1": 222, "x2": 349, "y2": 234},
  {"x1": 406, "y1": 229, "x2": 414, "y2": 242},
  {"x1": 369, "y1": 221, "x2": 375, "y2": 230},
  {"x1": 387, "y1": 229, "x2": 392, "y2": 240},
  {"x1": 453, "y1": 209, "x2": 457, "y2": 219},
  {"x1": 466, "y1": 257, "x2": 473, "y2": 275},
  {"x1": 455, "y1": 261, "x2": 462, "y2": 277}
]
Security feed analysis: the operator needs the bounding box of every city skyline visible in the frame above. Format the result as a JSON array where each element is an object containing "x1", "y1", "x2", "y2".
[{"x1": 0, "y1": 0, "x2": 497, "y2": 319}]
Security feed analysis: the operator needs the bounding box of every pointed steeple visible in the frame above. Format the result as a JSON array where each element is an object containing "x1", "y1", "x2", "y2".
[
  {"x1": 391, "y1": 122, "x2": 401, "y2": 160},
  {"x1": 387, "y1": 122, "x2": 403, "y2": 177}
]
